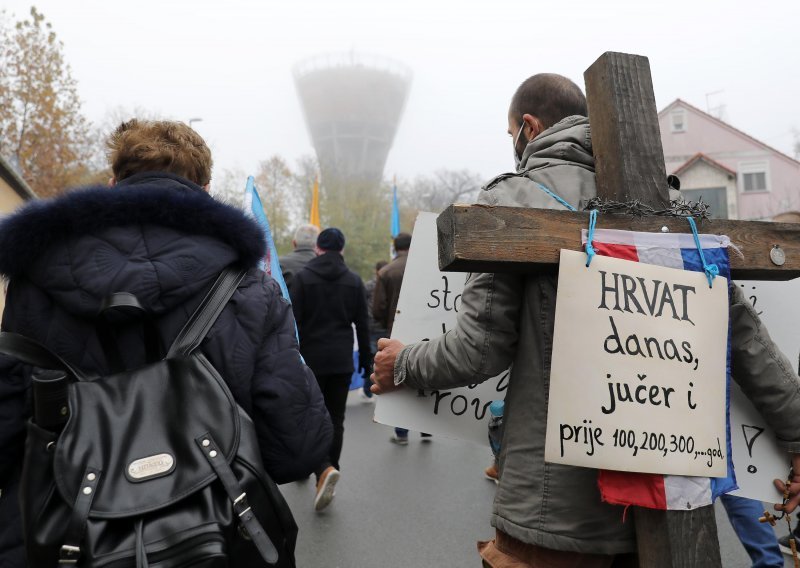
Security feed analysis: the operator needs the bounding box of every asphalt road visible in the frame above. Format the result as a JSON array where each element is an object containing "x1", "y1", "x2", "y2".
[{"x1": 280, "y1": 391, "x2": 795, "y2": 567}]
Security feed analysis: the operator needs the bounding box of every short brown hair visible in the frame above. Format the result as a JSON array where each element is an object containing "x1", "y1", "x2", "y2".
[
  {"x1": 509, "y1": 74, "x2": 587, "y2": 130},
  {"x1": 393, "y1": 232, "x2": 412, "y2": 252},
  {"x1": 107, "y1": 120, "x2": 213, "y2": 186}
]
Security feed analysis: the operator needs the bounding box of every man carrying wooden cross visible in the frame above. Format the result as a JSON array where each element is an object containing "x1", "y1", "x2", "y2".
[{"x1": 371, "y1": 73, "x2": 800, "y2": 567}]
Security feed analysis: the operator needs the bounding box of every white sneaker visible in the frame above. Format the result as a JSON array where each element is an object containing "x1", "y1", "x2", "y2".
[
  {"x1": 390, "y1": 434, "x2": 409, "y2": 446},
  {"x1": 314, "y1": 467, "x2": 340, "y2": 512}
]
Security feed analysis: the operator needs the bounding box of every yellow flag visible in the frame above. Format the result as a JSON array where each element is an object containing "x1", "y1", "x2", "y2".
[{"x1": 309, "y1": 176, "x2": 320, "y2": 228}]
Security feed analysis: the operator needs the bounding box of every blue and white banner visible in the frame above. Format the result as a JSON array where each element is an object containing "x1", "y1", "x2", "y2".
[{"x1": 243, "y1": 176, "x2": 290, "y2": 301}]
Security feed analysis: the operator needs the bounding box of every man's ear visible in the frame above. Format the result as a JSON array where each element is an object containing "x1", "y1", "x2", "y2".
[
  {"x1": 521, "y1": 114, "x2": 544, "y2": 140},
  {"x1": 202, "y1": 183, "x2": 210, "y2": 193},
  {"x1": 108, "y1": 177, "x2": 116, "y2": 187}
]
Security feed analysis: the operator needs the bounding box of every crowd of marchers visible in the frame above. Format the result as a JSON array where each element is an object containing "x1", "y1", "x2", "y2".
[{"x1": 2, "y1": 73, "x2": 800, "y2": 568}]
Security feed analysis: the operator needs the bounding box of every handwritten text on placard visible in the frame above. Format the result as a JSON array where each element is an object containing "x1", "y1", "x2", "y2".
[{"x1": 545, "y1": 250, "x2": 729, "y2": 477}]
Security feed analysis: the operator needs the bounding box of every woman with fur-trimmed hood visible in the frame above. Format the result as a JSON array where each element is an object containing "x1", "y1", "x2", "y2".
[{"x1": 0, "y1": 120, "x2": 332, "y2": 566}]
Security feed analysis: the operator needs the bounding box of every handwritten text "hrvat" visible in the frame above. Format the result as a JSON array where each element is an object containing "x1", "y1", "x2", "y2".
[{"x1": 598, "y1": 271, "x2": 696, "y2": 326}]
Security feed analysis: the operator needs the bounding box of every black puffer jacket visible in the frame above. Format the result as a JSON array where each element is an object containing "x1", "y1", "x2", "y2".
[
  {"x1": 0, "y1": 172, "x2": 332, "y2": 566},
  {"x1": 291, "y1": 252, "x2": 370, "y2": 376}
]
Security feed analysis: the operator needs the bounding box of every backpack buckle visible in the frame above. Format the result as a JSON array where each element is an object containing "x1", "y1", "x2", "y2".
[
  {"x1": 233, "y1": 492, "x2": 251, "y2": 517},
  {"x1": 59, "y1": 544, "x2": 80, "y2": 564}
]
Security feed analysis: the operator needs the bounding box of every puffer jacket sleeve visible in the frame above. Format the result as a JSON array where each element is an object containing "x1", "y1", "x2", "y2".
[
  {"x1": 395, "y1": 269, "x2": 523, "y2": 390},
  {"x1": 0, "y1": 286, "x2": 30, "y2": 566},
  {"x1": 250, "y1": 275, "x2": 332, "y2": 483},
  {"x1": 0, "y1": 288, "x2": 30, "y2": 488},
  {"x1": 730, "y1": 282, "x2": 800, "y2": 452}
]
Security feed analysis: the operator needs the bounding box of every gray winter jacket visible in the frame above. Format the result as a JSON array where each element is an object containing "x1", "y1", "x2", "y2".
[
  {"x1": 394, "y1": 116, "x2": 800, "y2": 554},
  {"x1": 280, "y1": 246, "x2": 317, "y2": 292}
]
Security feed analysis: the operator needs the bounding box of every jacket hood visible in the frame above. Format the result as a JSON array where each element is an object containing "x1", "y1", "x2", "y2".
[
  {"x1": 518, "y1": 115, "x2": 593, "y2": 171},
  {"x1": 0, "y1": 172, "x2": 266, "y2": 317},
  {"x1": 305, "y1": 251, "x2": 349, "y2": 281},
  {"x1": 482, "y1": 116, "x2": 594, "y2": 202}
]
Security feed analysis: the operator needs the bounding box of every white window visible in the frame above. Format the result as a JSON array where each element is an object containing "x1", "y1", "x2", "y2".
[
  {"x1": 670, "y1": 109, "x2": 687, "y2": 133},
  {"x1": 739, "y1": 161, "x2": 770, "y2": 192}
]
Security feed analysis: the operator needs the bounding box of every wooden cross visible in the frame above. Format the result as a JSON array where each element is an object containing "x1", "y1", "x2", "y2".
[{"x1": 437, "y1": 52, "x2": 800, "y2": 567}]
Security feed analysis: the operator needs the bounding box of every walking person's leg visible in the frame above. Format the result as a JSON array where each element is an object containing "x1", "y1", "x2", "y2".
[
  {"x1": 324, "y1": 373, "x2": 351, "y2": 470},
  {"x1": 313, "y1": 373, "x2": 351, "y2": 512},
  {"x1": 720, "y1": 494, "x2": 783, "y2": 567}
]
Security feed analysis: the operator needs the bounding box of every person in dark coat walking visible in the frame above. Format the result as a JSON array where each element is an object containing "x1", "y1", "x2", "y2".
[
  {"x1": 290, "y1": 228, "x2": 370, "y2": 512},
  {"x1": 0, "y1": 119, "x2": 333, "y2": 567}
]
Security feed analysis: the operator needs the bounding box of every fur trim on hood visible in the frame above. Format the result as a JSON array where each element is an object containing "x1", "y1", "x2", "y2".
[{"x1": 0, "y1": 172, "x2": 266, "y2": 279}]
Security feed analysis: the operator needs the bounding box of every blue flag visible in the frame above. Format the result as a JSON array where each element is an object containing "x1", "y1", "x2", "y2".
[
  {"x1": 243, "y1": 176, "x2": 290, "y2": 301},
  {"x1": 391, "y1": 182, "x2": 400, "y2": 238}
]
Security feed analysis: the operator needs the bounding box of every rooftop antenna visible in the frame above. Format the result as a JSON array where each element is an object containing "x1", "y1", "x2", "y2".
[{"x1": 705, "y1": 90, "x2": 725, "y2": 120}]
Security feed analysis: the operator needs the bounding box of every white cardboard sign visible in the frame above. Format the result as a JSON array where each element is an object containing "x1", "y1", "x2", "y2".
[
  {"x1": 373, "y1": 212, "x2": 507, "y2": 445},
  {"x1": 545, "y1": 250, "x2": 729, "y2": 477},
  {"x1": 728, "y1": 280, "x2": 800, "y2": 502}
]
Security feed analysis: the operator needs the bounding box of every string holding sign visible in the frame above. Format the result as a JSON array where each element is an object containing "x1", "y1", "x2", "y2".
[
  {"x1": 585, "y1": 209, "x2": 599, "y2": 268},
  {"x1": 687, "y1": 217, "x2": 720, "y2": 288}
]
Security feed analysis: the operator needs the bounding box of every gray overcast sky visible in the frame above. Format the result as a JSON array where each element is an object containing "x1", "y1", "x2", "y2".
[{"x1": 4, "y1": 0, "x2": 799, "y2": 186}]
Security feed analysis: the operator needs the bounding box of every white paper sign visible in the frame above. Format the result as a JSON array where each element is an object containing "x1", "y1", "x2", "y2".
[
  {"x1": 545, "y1": 249, "x2": 729, "y2": 476},
  {"x1": 373, "y1": 212, "x2": 507, "y2": 445},
  {"x1": 728, "y1": 280, "x2": 800, "y2": 502}
]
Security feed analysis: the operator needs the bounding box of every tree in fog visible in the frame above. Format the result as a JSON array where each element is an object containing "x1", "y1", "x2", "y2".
[
  {"x1": 405, "y1": 169, "x2": 483, "y2": 213},
  {"x1": 317, "y1": 174, "x2": 391, "y2": 279},
  {"x1": 0, "y1": 7, "x2": 92, "y2": 197},
  {"x1": 211, "y1": 167, "x2": 248, "y2": 209},
  {"x1": 212, "y1": 156, "x2": 320, "y2": 255},
  {"x1": 253, "y1": 155, "x2": 297, "y2": 251},
  {"x1": 394, "y1": 168, "x2": 483, "y2": 231}
]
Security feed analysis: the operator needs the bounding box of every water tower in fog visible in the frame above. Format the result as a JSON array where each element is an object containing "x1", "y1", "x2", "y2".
[{"x1": 293, "y1": 53, "x2": 412, "y2": 187}]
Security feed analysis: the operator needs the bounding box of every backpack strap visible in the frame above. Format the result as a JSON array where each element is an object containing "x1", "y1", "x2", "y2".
[
  {"x1": 0, "y1": 332, "x2": 88, "y2": 381},
  {"x1": 196, "y1": 433, "x2": 279, "y2": 564},
  {"x1": 167, "y1": 267, "x2": 248, "y2": 359},
  {"x1": 58, "y1": 466, "x2": 101, "y2": 565}
]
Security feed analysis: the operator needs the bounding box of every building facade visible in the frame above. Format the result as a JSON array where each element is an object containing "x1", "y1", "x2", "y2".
[
  {"x1": 659, "y1": 99, "x2": 800, "y2": 220},
  {"x1": 0, "y1": 155, "x2": 35, "y2": 316}
]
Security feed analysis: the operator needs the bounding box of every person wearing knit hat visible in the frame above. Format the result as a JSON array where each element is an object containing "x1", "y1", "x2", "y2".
[
  {"x1": 316, "y1": 227, "x2": 345, "y2": 252},
  {"x1": 290, "y1": 227, "x2": 370, "y2": 512}
]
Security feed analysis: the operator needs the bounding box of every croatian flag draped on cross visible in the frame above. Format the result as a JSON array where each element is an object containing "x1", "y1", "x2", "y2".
[{"x1": 582, "y1": 228, "x2": 738, "y2": 510}]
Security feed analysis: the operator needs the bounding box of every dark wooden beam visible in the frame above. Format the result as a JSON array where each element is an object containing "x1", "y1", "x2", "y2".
[
  {"x1": 635, "y1": 508, "x2": 723, "y2": 567},
  {"x1": 438, "y1": 204, "x2": 800, "y2": 280},
  {"x1": 585, "y1": 52, "x2": 671, "y2": 207}
]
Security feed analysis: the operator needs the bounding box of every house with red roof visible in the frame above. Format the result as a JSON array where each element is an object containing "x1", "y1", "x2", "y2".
[{"x1": 659, "y1": 99, "x2": 800, "y2": 220}]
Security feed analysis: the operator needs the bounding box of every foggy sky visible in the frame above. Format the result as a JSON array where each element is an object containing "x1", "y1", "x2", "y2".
[{"x1": 3, "y1": 0, "x2": 799, "y2": 188}]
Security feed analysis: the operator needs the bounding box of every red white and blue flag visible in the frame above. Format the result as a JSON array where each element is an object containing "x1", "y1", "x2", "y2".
[{"x1": 582, "y1": 228, "x2": 738, "y2": 510}]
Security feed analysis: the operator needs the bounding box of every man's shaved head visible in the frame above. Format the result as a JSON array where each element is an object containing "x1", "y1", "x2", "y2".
[{"x1": 509, "y1": 74, "x2": 587, "y2": 130}]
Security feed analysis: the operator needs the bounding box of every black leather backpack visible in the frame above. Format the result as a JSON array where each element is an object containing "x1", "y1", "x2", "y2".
[{"x1": 0, "y1": 267, "x2": 297, "y2": 567}]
